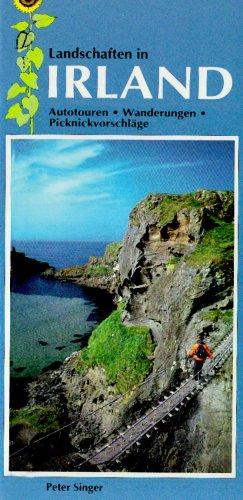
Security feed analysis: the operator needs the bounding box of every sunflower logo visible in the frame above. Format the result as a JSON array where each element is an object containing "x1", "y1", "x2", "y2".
[
  {"x1": 6, "y1": 0, "x2": 56, "y2": 133},
  {"x1": 13, "y1": 0, "x2": 43, "y2": 14},
  {"x1": 13, "y1": 0, "x2": 42, "y2": 13}
]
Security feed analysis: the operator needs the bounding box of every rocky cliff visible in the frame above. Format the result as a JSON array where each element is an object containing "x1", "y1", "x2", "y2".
[
  {"x1": 10, "y1": 190, "x2": 234, "y2": 473},
  {"x1": 43, "y1": 242, "x2": 122, "y2": 294},
  {"x1": 11, "y1": 248, "x2": 54, "y2": 288},
  {"x1": 119, "y1": 190, "x2": 233, "y2": 388}
]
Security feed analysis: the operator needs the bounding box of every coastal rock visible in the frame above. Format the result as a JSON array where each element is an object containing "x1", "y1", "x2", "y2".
[
  {"x1": 44, "y1": 242, "x2": 123, "y2": 295},
  {"x1": 116, "y1": 190, "x2": 233, "y2": 471},
  {"x1": 11, "y1": 248, "x2": 54, "y2": 288},
  {"x1": 11, "y1": 191, "x2": 234, "y2": 473}
]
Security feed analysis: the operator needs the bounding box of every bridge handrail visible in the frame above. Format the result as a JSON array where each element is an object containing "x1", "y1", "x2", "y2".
[{"x1": 76, "y1": 333, "x2": 232, "y2": 468}]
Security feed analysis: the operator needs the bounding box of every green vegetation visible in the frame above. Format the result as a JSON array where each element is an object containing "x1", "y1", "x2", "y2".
[
  {"x1": 57, "y1": 242, "x2": 122, "y2": 280},
  {"x1": 187, "y1": 219, "x2": 234, "y2": 266},
  {"x1": 194, "y1": 272, "x2": 203, "y2": 285},
  {"x1": 153, "y1": 194, "x2": 202, "y2": 227},
  {"x1": 85, "y1": 264, "x2": 112, "y2": 278},
  {"x1": 222, "y1": 309, "x2": 234, "y2": 324},
  {"x1": 130, "y1": 211, "x2": 139, "y2": 227},
  {"x1": 145, "y1": 199, "x2": 157, "y2": 211},
  {"x1": 57, "y1": 262, "x2": 112, "y2": 279},
  {"x1": 202, "y1": 309, "x2": 222, "y2": 322},
  {"x1": 131, "y1": 193, "x2": 201, "y2": 228},
  {"x1": 104, "y1": 242, "x2": 122, "y2": 262},
  {"x1": 202, "y1": 308, "x2": 233, "y2": 325},
  {"x1": 166, "y1": 255, "x2": 182, "y2": 270},
  {"x1": 10, "y1": 405, "x2": 59, "y2": 433},
  {"x1": 117, "y1": 298, "x2": 126, "y2": 312},
  {"x1": 75, "y1": 309, "x2": 154, "y2": 393}
]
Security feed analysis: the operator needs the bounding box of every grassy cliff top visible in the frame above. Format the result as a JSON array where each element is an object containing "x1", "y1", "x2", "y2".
[
  {"x1": 151, "y1": 194, "x2": 201, "y2": 227},
  {"x1": 131, "y1": 190, "x2": 234, "y2": 227}
]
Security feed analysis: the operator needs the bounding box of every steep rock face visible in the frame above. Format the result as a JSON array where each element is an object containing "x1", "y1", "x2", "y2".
[
  {"x1": 116, "y1": 190, "x2": 234, "y2": 471},
  {"x1": 119, "y1": 191, "x2": 233, "y2": 387},
  {"x1": 183, "y1": 356, "x2": 233, "y2": 473},
  {"x1": 11, "y1": 190, "x2": 234, "y2": 473},
  {"x1": 10, "y1": 354, "x2": 138, "y2": 474}
]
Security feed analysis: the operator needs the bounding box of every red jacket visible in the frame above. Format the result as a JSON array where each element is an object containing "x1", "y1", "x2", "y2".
[{"x1": 188, "y1": 342, "x2": 213, "y2": 362}]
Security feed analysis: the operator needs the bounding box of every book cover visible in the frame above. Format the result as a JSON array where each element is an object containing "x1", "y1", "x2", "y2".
[{"x1": 0, "y1": 1, "x2": 242, "y2": 498}]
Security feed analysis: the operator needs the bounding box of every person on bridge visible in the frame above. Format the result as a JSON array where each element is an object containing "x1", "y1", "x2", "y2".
[{"x1": 187, "y1": 334, "x2": 213, "y2": 380}]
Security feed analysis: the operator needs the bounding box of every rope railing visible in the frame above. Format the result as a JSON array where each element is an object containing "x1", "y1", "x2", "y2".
[
  {"x1": 10, "y1": 331, "x2": 232, "y2": 465},
  {"x1": 9, "y1": 351, "x2": 190, "y2": 459},
  {"x1": 75, "y1": 333, "x2": 233, "y2": 468}
]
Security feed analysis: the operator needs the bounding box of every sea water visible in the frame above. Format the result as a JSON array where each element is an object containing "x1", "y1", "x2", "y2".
[
  {"x1": 10, "y1": 241, "x2": 110, "y2": 378},
  {"x1": 12, "y1": 240, "x2": 108, "y2": 269}
]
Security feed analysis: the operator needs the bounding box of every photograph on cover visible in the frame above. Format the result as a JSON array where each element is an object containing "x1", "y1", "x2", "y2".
[{"x1": 5, "y1": 137, "x2": 236, "y2": 476}]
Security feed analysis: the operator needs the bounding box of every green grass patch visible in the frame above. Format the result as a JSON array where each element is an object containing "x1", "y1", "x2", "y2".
[
  {"x1": 104, "y1": 242, "x2": 122, "y2": 262},
  {"x1": 57, "y1": 262, "x2": 112, "y2": 279},
  {"x1": 153, "y1": 194, "x2": 202, "y2": 227},
  {"x1": 187, "y1": 220, "x2": 234, "y2": 266},
  {"x1": 167, "y1": 255, "x2": 182, "y2": 265},
  {"x1": 10, "y1": 405, "x2": 59, "y2": 433},
  {"x1": 84, "y1": 264, "x2": 112, "y2": 278},
  {"x1": 166, "y1": 255, "x2": 183, "y2": 271},
  {"x1": 194, "y1": 272, "x2": 203, "y2": 285},
  {"x1": 222, "y1": 309, "x2": 234, "y2": 324},
  {"x1": 131, "y1": 193, "x2": 201, "y2": 228},
  {"x1": 75, "y1": 310, "x2": 154, "y2": 393},
  {"x1": 202, "y1": 309, "x2": 223, "y2": 322},
  {"x1": 117, "y1": 299, "x2": 126, "y2": 312},
  {"x1": 202, "y1": 308, "x2": 233, "y2": 324}
]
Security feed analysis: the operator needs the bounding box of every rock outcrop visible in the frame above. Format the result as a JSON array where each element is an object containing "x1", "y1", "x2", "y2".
[
  {"x1": 11, "y1": 248, "x2": 54, "y2": 288},
  {"x1": 119, "y1": 191, "x2": 233, "y2": 388},
  {"x1": 10, "y1": 190, "x2": 234, "y2": 473},
  {"x1": 43, "y1": 242, "x2": 122, "y2": 294}
]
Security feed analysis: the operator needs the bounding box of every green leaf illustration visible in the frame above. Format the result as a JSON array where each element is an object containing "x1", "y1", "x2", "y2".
[
  {"x1": 26, "y1": 47, "x2": 44, "y2": 69},
  {"x1": 17, "y1": 56, "x2": 31, "y2": 72},
  {"x1": 16, "y1": 111, "x2": 30, "y2": 127},
  {"x1": 17, "y1": 31, "x2": 35, "y2": 52},
  {"x1": 5, "y1": 103, "x2": 29, "y2": 126},
  {"x1": 11, "y1": 21, "x2": 29, "y2": 31},
  {"x1": 32, "y1": 13, "x2": 56, "y2": 28},
  {"x1": 7, "y1": 82, "x2": 27, "y2": 100},
  {"x1": 9, "y1": 7, "x2": 57, "y2": 133},
  {"x1": 20, "y1": 72, "x2": 38, "y2": 89},
  {"x1": 5, "y1": 103, "x2": 22, "y2": 119},
  {"x1": 22, "y1": 95, "x2": 39, "y2": 117}
]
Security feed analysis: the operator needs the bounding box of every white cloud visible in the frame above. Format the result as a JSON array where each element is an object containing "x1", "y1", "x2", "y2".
[
  {"x1": 66, "y1": 192, "x2": 111, "y2": 204},
  {"x1": 44, "y1": 168, "x2": 113, "y2": 197},
  {"x1": 11, "y1": 141, "x2": 107, "y2": 196},
  {"x1": 34, "y1": 143, "x2": 105, "y2": 170},
  {"x1": 11, "y1": 139, "x2": 204, "y2": 217},
  {"x1": 12, "y1": 140, "x2": 105, "y2": 177}
]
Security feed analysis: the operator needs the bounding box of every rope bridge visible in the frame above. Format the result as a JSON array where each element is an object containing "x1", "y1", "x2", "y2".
[
  {"x1": 10, "y1": 332, "x2": 233, "y2": 471},
  {"x1": 78, "y1": 332, "x2": 233, "y2": 467}
]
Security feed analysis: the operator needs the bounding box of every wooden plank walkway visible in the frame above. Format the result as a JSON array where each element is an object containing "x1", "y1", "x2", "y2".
[{"x1": 87, "y1": 333, "x2": 232, "y2": 466}]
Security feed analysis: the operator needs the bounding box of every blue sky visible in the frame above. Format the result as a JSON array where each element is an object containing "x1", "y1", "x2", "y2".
[{"x1": 11, "y1": 139, "x2": 234, "y2": 241}]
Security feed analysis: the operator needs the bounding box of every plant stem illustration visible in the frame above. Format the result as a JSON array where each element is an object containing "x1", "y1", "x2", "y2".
[{"x1": 6, "y1": 1, "x2": 56, "y2": 134}]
